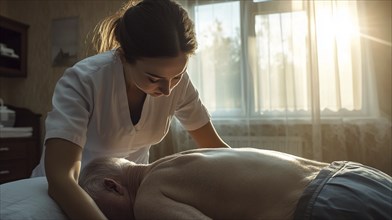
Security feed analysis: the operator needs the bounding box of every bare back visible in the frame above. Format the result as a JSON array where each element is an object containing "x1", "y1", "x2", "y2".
[{"x1": 135, "y1": 148, "x2": 328, "y2": 220}]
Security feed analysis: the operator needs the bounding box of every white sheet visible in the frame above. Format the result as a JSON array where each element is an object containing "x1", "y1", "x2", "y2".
[
  {"x1": 0, "y1": 177, "x2": 68, "y2": 220},
  {"x1": 0, "y1": 127, "x2": 32, "y2": 138}
]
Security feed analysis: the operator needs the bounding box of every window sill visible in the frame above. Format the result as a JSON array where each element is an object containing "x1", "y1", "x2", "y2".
[{"x1": 211, "y1": 116, "x2": 391, "y2": 125}]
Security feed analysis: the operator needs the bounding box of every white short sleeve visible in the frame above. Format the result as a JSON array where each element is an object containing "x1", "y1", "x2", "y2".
[{"x1": 174, "y1": 74, "x2": 210, "y2": 131}]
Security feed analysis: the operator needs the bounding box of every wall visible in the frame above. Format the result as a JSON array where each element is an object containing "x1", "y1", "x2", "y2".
[{"x1": 0, "y1": 0, "x2": 124, "y2": 142}]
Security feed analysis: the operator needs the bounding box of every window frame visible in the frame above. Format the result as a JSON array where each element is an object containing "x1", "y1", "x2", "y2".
[{"x1": 187, "y1": 0, "x2": 375, "y2": 120}]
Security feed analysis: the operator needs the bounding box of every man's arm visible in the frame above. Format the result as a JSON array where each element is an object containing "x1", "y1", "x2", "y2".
[
  {"x1": 188, "y1": 121, "x2": 230, "y2": 148},
  {"x1": 45, "y1": 138, "x2": 107, "y2": 220}
]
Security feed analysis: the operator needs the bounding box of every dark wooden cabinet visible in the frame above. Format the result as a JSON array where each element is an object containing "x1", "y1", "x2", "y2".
[
  {"x1": 0, "y1": 15, "x2": 29, "y2": 77},
  {"x1": 0, "y1": 105, "x2": 41, "y2": 183}
]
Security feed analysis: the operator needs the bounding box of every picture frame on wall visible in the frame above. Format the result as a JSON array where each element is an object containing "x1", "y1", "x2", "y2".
[
  {"x1": 51, "y1": 16, "x2": 79, "y2": 67},
  {"x1": 0, "y1": 15, "x2": 29, "y2": 77}
]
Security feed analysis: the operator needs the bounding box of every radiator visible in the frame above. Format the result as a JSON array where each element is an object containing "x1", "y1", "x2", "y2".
[{"x1": 222, "y1": 136, "x2": 303, "y2": 157}]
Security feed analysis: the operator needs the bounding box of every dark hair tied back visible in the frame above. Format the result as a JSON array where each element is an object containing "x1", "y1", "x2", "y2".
[{"x1": 93, "y1": 0, "x2": 197, "y2": 63}]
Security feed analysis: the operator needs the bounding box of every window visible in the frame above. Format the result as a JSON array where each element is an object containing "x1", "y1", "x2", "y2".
[
  {"x1": 188, "y1": 0, "x2": 368, "y2": 119},
  {"x1": 188, "y1": 1, "x2": 243, "y2": 117}
]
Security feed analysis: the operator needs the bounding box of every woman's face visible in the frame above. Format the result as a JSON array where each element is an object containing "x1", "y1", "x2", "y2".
[{"x1": 126, "y1": 52, "x2": 188, "y2": 97}]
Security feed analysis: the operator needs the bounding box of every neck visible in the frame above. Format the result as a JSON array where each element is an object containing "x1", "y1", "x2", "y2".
[{"x1": 125, "y1": 165, "x2": 148, "y2": 202}]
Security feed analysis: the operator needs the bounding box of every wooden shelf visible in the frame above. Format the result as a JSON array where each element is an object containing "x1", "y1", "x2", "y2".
[
  {"x1": 0, "y1": 105, "x2": 41, "y2": 183},
  {"x1": 0, "y1": 15, "x2": 29, "y2": 77}
]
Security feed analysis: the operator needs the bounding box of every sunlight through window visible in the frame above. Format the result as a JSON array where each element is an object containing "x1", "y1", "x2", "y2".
[
  {"x1": 189, "y1": 1, "x2": 243, "y2": 116},
  {"x1": 190, "y1": 0, "x2": 366, "y2": 118}
]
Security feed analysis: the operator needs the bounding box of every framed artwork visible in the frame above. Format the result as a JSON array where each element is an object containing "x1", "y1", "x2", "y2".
[
  {"x1": 0, "y1": 16, "x2": 29, "y2": 77},
  {"x1": 51, "y1": 17, "x2": 79, "y2": 67}
]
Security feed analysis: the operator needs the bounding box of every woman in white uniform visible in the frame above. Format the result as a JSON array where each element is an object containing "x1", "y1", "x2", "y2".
[{"x1": 31, "y1": 0, "x2": 229, "y2": 219}]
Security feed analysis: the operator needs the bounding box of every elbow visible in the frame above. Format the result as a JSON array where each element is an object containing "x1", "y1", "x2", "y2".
[{"x1": 46, "y1": 173, "x2": 78, "y2": 199}]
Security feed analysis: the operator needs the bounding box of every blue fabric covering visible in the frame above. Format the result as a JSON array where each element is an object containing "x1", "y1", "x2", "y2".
[{"x1": 294, "y1": 161, "x2": 392, "y2": 220}]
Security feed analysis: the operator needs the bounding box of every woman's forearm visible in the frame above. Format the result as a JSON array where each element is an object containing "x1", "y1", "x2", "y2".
[
  {"x1": 45, "y1": 138, "x2": 107, "y2": 220},
  {"x1": 188, "y1": 121, "x2": 230, "y2": 148},
  {"x1": 48, "y1": 178, "x2": 107, "y2": 220}
]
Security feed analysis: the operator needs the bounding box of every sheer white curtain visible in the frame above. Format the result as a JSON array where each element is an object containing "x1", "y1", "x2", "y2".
[{"x1": 151, "y1": 0, "x2": 391, "y2": 175}]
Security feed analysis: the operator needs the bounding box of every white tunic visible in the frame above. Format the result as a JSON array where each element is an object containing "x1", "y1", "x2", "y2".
[{"x1": 31, "y1": 50, "x2": 210, "y2": 176}]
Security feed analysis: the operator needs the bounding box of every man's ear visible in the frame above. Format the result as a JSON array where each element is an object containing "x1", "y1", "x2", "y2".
[{"x1": 103, "y1": 178, "x2": 126, "y2": 195}]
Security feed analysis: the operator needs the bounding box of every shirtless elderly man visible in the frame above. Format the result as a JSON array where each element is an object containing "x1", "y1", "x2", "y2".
[{"x1": 79, "y1": 148, "x2": 392, "y2": 220}]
